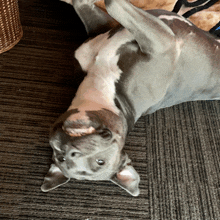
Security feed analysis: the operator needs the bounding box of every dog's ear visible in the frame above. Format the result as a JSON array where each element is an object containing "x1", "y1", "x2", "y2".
[
  {"x1": 111, "y1": 160, "x2": 140, "y2": 196},
  {"x1": 41, "y1": 164, "x2": 70, "y2": 192}
]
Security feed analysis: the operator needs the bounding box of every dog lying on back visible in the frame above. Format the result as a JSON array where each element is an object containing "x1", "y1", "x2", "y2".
[{"x1": 41, "y1": 0, "x2": 220, "y2": 196}]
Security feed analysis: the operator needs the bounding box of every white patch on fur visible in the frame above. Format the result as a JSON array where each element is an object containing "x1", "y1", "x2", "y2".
[
  {"x1": 159, "y1": 15, "x2": 193, "y2": 27},
  {"x1": 75, "y1": 32, "x2": 110, "y2": 72},
  {"x1": 49, "y1": 164, "x2": 62, "y2": 173},
  {"x1": 63, "y1": 111, "x2": 96, "y2": 136},
  {"x1": 72, "y1": 28, "x2": 135, "y2": 114},
  {"x1": 120, "y1": 169, "x2": 133, "y2": 177},
  {"x1": 65, "y1": 126, "x2": 96, "y2": 137}
]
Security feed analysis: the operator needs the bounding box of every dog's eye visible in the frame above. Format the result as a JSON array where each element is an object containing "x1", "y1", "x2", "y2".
[
  {"x1": 71, "y1": 152, "x2": 82, "y2": 157},
  {"x1": 98, "y1": 128, "x2": 112, "y2": 139},
  {"x1": 96, "y1": 159, "x2": 105, "y2": 166}
]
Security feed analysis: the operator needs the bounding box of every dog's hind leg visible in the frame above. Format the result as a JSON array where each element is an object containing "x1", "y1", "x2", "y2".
[
  {"x1": 104, "y1": 0, "x2": 176, "y2": 54},
  {"x1": 61, "y1": 0, "x2": 118, "y2": 36}
]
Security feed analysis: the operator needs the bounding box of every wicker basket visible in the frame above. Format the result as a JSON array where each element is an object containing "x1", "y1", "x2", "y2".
[{"x1": 0, "y1": 0, "x2": 23, "y2": 54}]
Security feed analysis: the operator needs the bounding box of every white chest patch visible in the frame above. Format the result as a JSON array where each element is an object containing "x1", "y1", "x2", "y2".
[
  {"x1": 75, "y1": 28, "x2": 135, "y2": 73},
  {"x1": 72, "y1": 28, "x2": 135, "y2": 113},
  {"x1": 75, "y1": 32, "x2": 110, "y2": 72}
]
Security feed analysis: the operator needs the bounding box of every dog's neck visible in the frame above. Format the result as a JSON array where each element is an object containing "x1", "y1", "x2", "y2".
[{"x1": 114, "y1": 94, "x2": 135, "y2": 133}]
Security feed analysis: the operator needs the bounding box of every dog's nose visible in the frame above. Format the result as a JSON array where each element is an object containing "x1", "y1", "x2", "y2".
[{"x1": 57, "y1": 156, "x2": 66, "y2": 162}]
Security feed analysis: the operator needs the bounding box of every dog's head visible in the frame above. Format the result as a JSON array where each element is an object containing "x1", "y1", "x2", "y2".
[{"x1": 41, "y1": 108, "x2": 140, "y2": 196}]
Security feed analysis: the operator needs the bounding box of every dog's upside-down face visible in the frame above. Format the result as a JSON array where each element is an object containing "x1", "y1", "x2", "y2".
[{"x1": 41, "y1": 108, "x2": 140, "y2": 196}]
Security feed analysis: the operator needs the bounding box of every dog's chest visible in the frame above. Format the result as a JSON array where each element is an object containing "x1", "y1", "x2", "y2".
[
  {"x1": 72, "y1": 27, "x2": 142, "y2": 113},
  {"x1": 75, "y1": 27, "x2": 135, "y2": 79},
  {"x1": 72, "y1": 26, "x2": 154, "y2": 116}
]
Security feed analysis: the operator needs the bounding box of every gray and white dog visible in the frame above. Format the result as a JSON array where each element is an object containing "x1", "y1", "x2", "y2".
[{"x1": 41, "y1": 0, "x2": 220, "y2": 196}]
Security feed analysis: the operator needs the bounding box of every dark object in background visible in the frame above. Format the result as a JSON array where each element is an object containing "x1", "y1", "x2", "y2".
[{"x1": 0, "y1": 0, "x2": 23, "y2": 54}]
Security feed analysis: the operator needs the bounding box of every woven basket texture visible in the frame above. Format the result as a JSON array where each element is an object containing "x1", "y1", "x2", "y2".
[{"x1": 0, "y1": 0, "x2": 23, "y2": 54}]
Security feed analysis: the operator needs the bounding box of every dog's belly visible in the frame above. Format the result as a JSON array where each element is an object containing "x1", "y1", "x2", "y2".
[
  {"x1": 115, "y1": 26, "x2": 220, "y2": 118},
  {"x1": 75, "y1": 25, "x2": 134, "y2": 74},
  {"x1": 72, "y1": 26, "x2": 137, "y2": 114},
  {"x1": 73, "y1": 25, "x2": 176, "y2": 120},
  {"x1": 73, "y1": 21, "x2": 220, "y2": 122}
]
